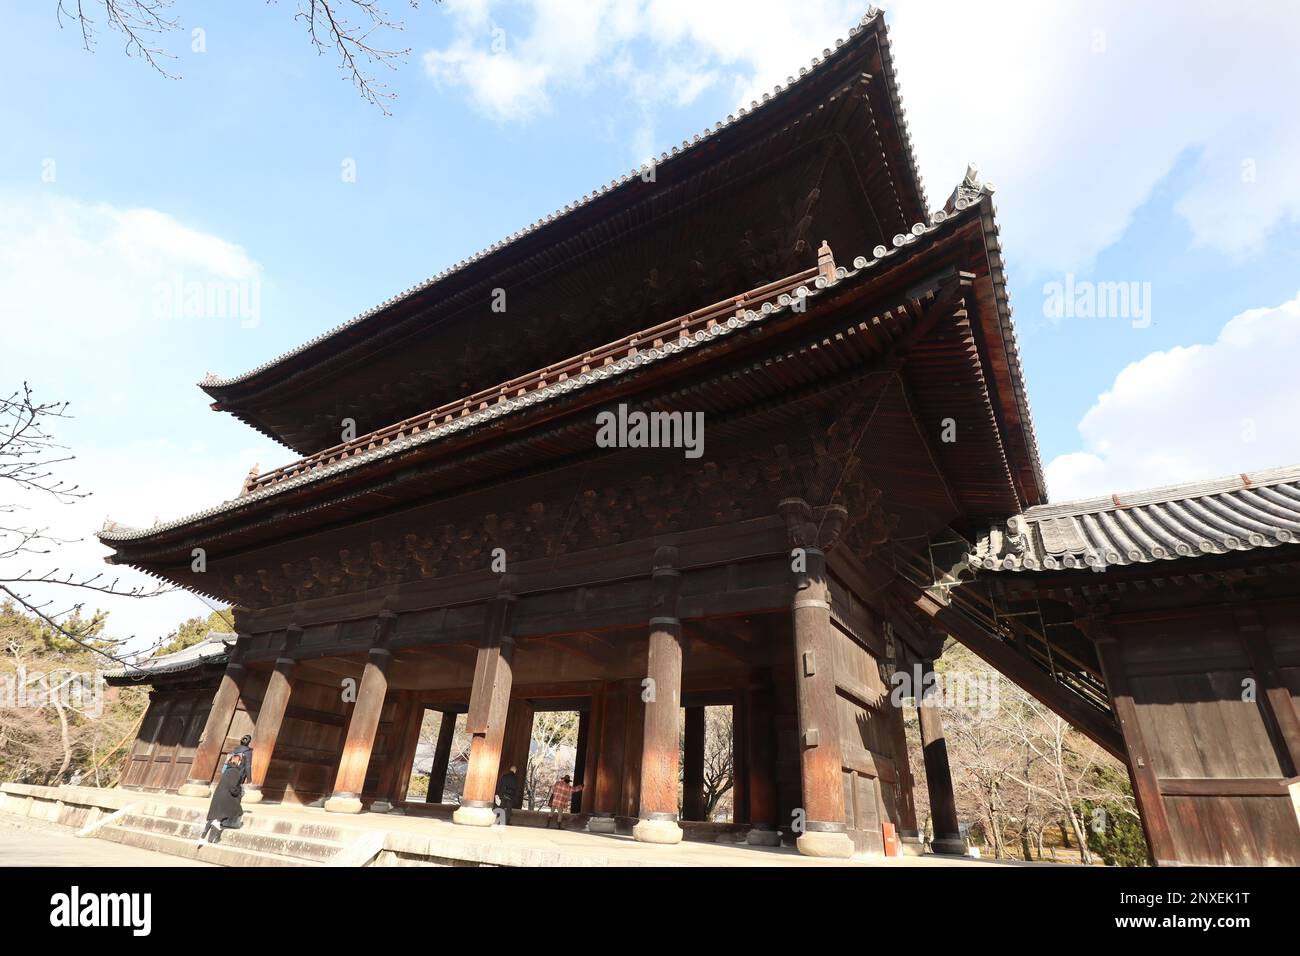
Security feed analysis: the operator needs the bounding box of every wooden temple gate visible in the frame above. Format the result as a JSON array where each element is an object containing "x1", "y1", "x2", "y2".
[
  {"x1": 138, "y1": 511, "x2": 928, "y2": 858},
  {"x1": 99, "y1": 9, "x2": 1300, "y2": 865}
]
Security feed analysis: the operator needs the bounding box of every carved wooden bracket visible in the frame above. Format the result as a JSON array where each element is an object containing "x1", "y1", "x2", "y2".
[{"x1": 779, "y1": 497, "x2": 848, "y2": 552}]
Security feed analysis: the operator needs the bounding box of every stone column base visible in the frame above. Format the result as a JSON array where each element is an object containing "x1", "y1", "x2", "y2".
[
  {"x1": 633, "y1": 817, "x2": 683, "y2": 845},
  {"x1": 452, "y1": 804, "x2": 497, "y2": 827},
  {"x1": 323, "y1": 794, "x2": 364, "y2": 814},
  {"x1": 177, "y1": 781, "x2": 212, "y2": 798},
  {"x1": 241, "y1": 785, "x2": 264, "y2": 805},
  {"x1": 898, "y1": 829, "x2": 926, "y2": 857},
  {"x1": 369, "y1": 800, "x2": 394, "y2": 814},
  {"x1": 586, "y1": 813, "x2": 617, "y2": 834},
  {"x1": 797, "y1": 829, "x2": 855, "y2": 859},
  {"x1": 746, "y1": 825, "x2": 782, "y2": 847},
  {"x1": 931, "y1": 834, "x2": 968, "y2": 855}
]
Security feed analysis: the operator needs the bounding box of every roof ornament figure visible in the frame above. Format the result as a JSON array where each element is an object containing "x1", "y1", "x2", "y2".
[
  {"x1": 240, "y1": 463, "x2": 260, "y2": 497},
  {"x1": 945, "y1": 162, "x2": 987, "y2": 214}
]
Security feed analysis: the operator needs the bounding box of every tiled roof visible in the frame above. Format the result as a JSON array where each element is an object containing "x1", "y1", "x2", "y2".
[
  {"x1": 199, "y1": 7, "x2": 925, "y2": 392},
  {"x1": 104, "y1": 631, "x2": 233, "y2": 681},
  {"x1": 968, "y1": 465, "x2": 1300, "y2": 572},
  {"x1": 101, "y1": 181, "x2": 1002, "y2": 545}
]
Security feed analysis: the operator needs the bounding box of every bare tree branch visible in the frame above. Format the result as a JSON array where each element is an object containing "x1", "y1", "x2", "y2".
[
  {"x1": 56, "y1": 0, "x2": 179, "y2": 77},
  {"x1": 1, "y1": 383, "x2": 174, "y2": 666},
  {"x1": 54, "y1": 0, "x2": 417, "y2": 111}
]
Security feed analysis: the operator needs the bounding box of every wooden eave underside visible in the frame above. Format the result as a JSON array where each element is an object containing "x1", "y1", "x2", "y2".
[
  {"x1": 979, "y1": 547, "x2": 1300, "y2": 606},
  {"x1": 106, "y1": 218, "x2": 1031, "y2": 597}
]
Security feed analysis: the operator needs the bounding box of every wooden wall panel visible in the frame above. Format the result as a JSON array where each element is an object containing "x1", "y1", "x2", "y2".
[
  {"x1": 830, "y1": 618, "x2": 901, "y2": 856},
  {"x1": 1106, "y1": 606, "x2": 1300, "y2": 866},
  {"x1": 121, "y1": 689, "x2": 215, "y2": 793},
  {"x1": 262, "y1": 679, "x2": 348, "y2": 804}
]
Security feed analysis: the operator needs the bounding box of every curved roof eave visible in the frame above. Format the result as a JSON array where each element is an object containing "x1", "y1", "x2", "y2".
[{"x1": 198, "y1": 8, "x2": 927, "y2": 400}]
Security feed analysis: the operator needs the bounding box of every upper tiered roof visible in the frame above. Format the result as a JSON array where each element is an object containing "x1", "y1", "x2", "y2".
[
  {"x1": 101, "y1": 172, "x2": 1044, "y2": 562},
  {"x1": 200, "y1": 8, "x2": 930, "y2": 455}
]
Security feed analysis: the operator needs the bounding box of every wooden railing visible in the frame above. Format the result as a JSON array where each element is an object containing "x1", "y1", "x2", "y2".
[{"x1": 244, "y1": 261, "x2": 826, "y2": 494}]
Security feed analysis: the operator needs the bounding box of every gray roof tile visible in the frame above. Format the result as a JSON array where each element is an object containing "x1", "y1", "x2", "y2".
[{"x1": 969, "y1": 465, "x2": 1300, "y2": 571}]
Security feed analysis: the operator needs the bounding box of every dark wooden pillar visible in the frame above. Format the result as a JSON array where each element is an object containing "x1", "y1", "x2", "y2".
[
  {"x1": 177, "y1": 648, "x2": 247, "y2": 797},
  {"x1": 572, "y1": 709, "x2": 591, "y2": 813},
  {"x1": 732, "y1": 691, "x2": 749, "y2": 824},
  {"x1": 744, "y1": 673, "x2": 781, "y2": 846},
  {"x1": 620, "y1": 679, "x2": 646, "y2": 818},
  {"x1": 427, "y1": 711, "x2": 457, "y2": 804},
  {"x1": 454, "y1": 587, "x2": 517, "y2": 827},
  {"x1": 325, "y1": 610, "x2": 396, "y2": 813},
  {"x1": 889, "y1": 635, "x2": 922, "y2": 854},
  {"x1": 244, "y1": 625, "x2": 301, "y2": 804},
  {"x1": 916, "y1": 658, "x2": 965, "y2": 853},
  {"x1": 375, "y1": 694, "x2": 425, "y2": 810},
  {"x1": 501, "y1": 699, "x2": 535, "y2": 808},
  {"x1": 634, "y1": 546, "x2": 685, "y2": 844},
  {"x1": 587, "y1": 681, "x2": 621, "y2": 831},
  {"x1": 581, "y1": 691, "x2": 604, "y2": 817},
  {"x1": 780, "y1": 498, "x2": 854, "y2": 858},
  {"x1": 682, "y1": 705, "x2": 706, "y2": 821}
]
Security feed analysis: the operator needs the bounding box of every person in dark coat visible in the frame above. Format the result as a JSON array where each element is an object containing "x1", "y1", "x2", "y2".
[
  {"x1": 198, "y1": 752, "x2": 247, "y2": 845},
  {"x1": 228, "y1": 735, "x2": 254, "y2": 793},
  {"x1": 495, "y1": 765, "x2": 519, "y2": 826}
]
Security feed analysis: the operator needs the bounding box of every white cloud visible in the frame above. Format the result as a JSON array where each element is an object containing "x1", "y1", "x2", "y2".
[
  {"x1": 1044, "y1": 291, "x2": 1300, "y2": 501},
  {"x1": 1, "y1": 193, "x2": 274, "y2": 648},
  {"x1": 0, "y1": 193, "x2": 262, "y2": 345},
  {"x1": 881, "y1": 0, "x2": 1300, "y2": 275},
  {"x1": 423, "y1": 0, "x2": 861, "y2": 145},
  {"x1": 425, "y1": 1, "x2": 1300, "y2": 275}
]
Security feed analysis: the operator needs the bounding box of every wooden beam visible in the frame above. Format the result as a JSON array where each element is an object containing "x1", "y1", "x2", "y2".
[{"x1": 907, "y1": 586, "x2": 1128, "y2": 762}]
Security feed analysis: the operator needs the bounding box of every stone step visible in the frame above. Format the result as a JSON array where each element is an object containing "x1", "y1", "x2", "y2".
[
  {"x1": 97, "y1": 823, "x2": 320, "y2": 868},
  {"x1": 114, "y1": 813, "x2": 344, "y2": 863},
  {"x1": 137, "y1": 803, "x2": 356, "y2": 843}
]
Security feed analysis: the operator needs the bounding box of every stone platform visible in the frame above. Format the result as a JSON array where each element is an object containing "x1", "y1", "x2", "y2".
[{"x1": 0, "y1": 783, "x2": 1022, "y2": 868}]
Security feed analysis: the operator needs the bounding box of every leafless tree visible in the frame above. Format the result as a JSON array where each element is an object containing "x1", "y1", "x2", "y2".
[
  {"x1": 525, "y1": 710, "x2": 580, "y2": 810},
  {"x1": 934, "y1": 641, "x2": 1137, "y2": 862},
  {"x1": 700, "y1": 706, "x2": 734, "y2": 821},
  {"x1": 1, "y1": 384, "x2": 171, "y2": 665},
  {"x1": 997, "y1": 690, "x2": 1137, "y2": 865},
  {"x1": 406, "y1": 709, "x2": 469, "y2": 801},
  {"x1": 55, "y1": 0, "x2": 419, "y2": 112}
]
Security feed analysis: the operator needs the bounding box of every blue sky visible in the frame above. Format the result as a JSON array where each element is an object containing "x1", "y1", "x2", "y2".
[{"x1": 3, "y1": 0, "x2": 1299, "y2": 643}]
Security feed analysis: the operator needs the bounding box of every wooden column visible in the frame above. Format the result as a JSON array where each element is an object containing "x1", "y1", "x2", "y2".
[
  {"x1": 889, "y1": 636, "x2": 922, "y2": 854},
  {"x1": 916, "y1": 659, "x2": 965, "y2": 854},
  {"x1": 244, "y1": 625, "x2": 301, "y2": 804},
  {"x1": 502, "y1": 700, "x2": 535, "y2": 808},
  {"x1": 324, "y1": 610, "x2": 396, "y2": 813},
  {"x1": 177, "y1": 648, "x2": 247, "y2": 797},
  {"x1": 732, "y1": 691, "x2": 750, "y2": 824},
  {"x1": 571, "y1": 709, "x2": 591, "y2": 813},
  {"x1": 453, "y1": 587, "x2": 517, "y2": 827},
  {"x1": 427, "y1": 711, "x2": 457, "y2": 804},
  {"x1": 634, "y1": 546, "x2": 685, "y2": 844},
  {"x1": 580, "y1": 691, "x2": 604, "y2": 817},
  {"x1": 374, "y1": 694, "x2": 425, "y2": 810},
  {"x1": 780, "y1": 498, "x2": 854, "y2": 858},
  {"x1": 621, "y1": 679, "x2": 646, "y2": 818},
  {"x1": 682, "y1": 706, "x2": 706, "y2": 821},
  {"x1": 587, "y1": 681, "x2": 621, "y2": 831},
  {"x1": 744, "y1": 674, "x2": 781, "y2": 846}
]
